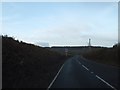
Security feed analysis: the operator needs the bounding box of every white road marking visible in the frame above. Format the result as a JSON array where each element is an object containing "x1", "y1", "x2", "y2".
[
  {"x1": 82, "y1": 65, "x2": 89, "y2": 71},
  {"x1": 76, "y1": 60, "x2": 89, "y2": 71},
  {"x1": 76, "y1": 58, "x2": 117, "y2": 90},
  {"x1": 91, "y1": 72, "x2": 94, "y2": 74},
  {"x1": 95, "y1": 75, "x2": 117, "y2": 90},
  {"x1": 78, "y1": 62, "x2": 81, "y2": 64},
  {"x1": 76, "y1": 60, "x2": 81, "y2": 65},
  {"x1": 47, "y1": 64, "x2": 64, "y2": 89},
  {"x1": 76, "y1": 59, "x2": 79, "y2": 63}
]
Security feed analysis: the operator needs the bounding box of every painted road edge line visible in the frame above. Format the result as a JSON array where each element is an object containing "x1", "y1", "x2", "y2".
[
  {"x1": 82, "y1": 65, "x2": 89, "y2": 71},
  {"x1": 95, "y1": 75, "x2": 117, "y2": 90},
  {"x1": 47, "y1": 64, "x2": 64, "y2": 89}
]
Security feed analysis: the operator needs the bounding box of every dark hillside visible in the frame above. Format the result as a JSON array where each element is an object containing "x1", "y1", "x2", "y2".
[
  {"x1": 2, "y1": 36, "x2": 67, "y2": 88},
  {"x1": 83, "y1": 44, "x2": 119, "y2": 67}
]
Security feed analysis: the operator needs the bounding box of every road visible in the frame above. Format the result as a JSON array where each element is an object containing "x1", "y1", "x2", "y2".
[{"x1": 48, "y1": 55, "x2": 120, "y2": 89}]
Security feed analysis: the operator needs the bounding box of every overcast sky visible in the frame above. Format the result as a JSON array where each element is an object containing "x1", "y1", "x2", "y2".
[{"x1": 2, "y1": 2, "x2": 118, "y2": 47}]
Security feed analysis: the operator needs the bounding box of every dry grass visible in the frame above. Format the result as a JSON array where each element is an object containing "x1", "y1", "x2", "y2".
[
  {"x1": 2, "y1": 36, "x2": 67, "y2": 88},
  {"x1": 82, "y1": 45, "x2": 119, "y2": 67}
]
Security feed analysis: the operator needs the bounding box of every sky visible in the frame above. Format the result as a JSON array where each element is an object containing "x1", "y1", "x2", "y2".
[{"x1": 1, "y1": 2, "x2": 118, "y2": 47}]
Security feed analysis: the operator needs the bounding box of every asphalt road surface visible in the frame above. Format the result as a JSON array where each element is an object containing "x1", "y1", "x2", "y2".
[{"x1": 48, "y1": 55, "x2": 120, "y2": 89}]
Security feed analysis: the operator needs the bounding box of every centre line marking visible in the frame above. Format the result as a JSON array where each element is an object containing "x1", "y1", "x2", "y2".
[
  {"x1": 82, "y1": 65, "x2": 89, "y2": 71},
  {"x1": 91, "y1": 72, "x2": 94, "y2": 74},
  {"x1": 95, "y1": 75, "x2": 117, "y2": 90},
  {"x1": 76, "y1": 57, "x2": 116, "y2": 89},
  {"x1": 79, "y1": 62, "x2": 81, "y2": 64},
  {"x1": 76, "y1": 60, "x2": 81, "y2": 65}
]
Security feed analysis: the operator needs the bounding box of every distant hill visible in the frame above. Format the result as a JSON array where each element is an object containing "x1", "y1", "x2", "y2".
[
  {"x1": 2, "y1": 36, "x2": 67, "y2": 88},
  {"x1": 49, "y1": 46, "x2": 105, "y2": 55}
]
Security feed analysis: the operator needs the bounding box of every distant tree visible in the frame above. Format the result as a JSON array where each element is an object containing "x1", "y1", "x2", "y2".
[
  {"x1": 113, "y1": 43, "x2": 120, "y2": 48},
  {"x1": 4, "y1": 35, "x2": 8, "y2": 37}
]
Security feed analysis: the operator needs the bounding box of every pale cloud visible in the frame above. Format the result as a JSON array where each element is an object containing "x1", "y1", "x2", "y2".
[
  {"x1": 2, "y1": 2, "x2": 118, "y2": 47},
  {"x1": 1, "y1": 0, "x2": 119, "y2": 2}
]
